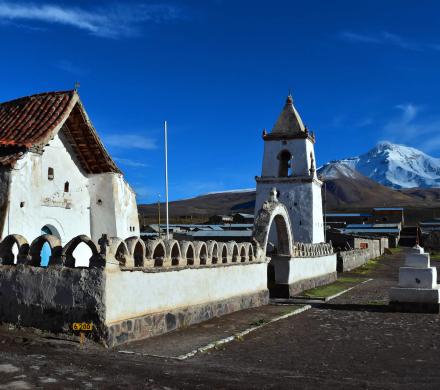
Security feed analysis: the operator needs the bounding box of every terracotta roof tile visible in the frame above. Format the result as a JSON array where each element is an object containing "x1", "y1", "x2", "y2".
[
  {"x1": 0, "y1": 91, "x2": 121, "y2": 174},
  {"x1": 0, "y1": 90, "x2": 75, "y2": 147}
]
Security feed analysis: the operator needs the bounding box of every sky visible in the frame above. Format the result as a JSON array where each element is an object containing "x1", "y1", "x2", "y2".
[{"x1": 1, "y1": 0, "x2": 440, "y2": 203}]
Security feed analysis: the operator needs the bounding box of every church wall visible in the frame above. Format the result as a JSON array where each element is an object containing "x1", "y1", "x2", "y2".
[
  {"x1": 255, "y1": 180, "x2": 324, "y2": 243},
  {"x1": 89, "y1": 173, "x2": 139, "y2": 243},
  {"x1": 1, "y1": 133, "x2": 91, "y2": 245},
  {"x1": 261, "y1": 139, "x2": 314, "y2": 177}
]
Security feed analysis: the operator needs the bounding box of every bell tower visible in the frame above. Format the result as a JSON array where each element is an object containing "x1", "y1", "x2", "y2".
[{"x1": 255, "y1": 95, "x2": 324, "y2": 243}]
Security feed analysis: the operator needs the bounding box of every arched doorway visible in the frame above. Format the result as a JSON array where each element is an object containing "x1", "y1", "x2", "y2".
[
  {"x1": 40, "y1": 225, "x2": 61, "y2": 267},
  {"x1": 253, "y1": 194, "x2": 294, "y2": 298}
]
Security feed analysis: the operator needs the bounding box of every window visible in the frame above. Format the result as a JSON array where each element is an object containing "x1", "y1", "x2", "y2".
[
  {"x1": 48, "y1": 167, "x2": 54, "y2": 180},
  {"x1": 278, "y1": 150, "x2": 292, "y2": 177},
  {"x1": 20, "y1": 201, "x2": 25, "y2": 208},
  {"x1": 64, "y1": 181, "x2": 69, "y2": 192}
]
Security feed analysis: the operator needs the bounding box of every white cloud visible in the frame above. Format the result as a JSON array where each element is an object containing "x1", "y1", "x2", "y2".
[
  {"x1": 382, "y1": 103, "x2": 440, "y2": 153},
  {"x1": 114, "y1": 157, "x2": 149, "y2": 168},
  {"x1": 0, "y1": 2, "x2": 183, "y2": 38},
  {"x1": 338, "y1": 31, "x2": 428, "y2": 51},
  {"x1": 103, "y1": 134, "x2": 157, "y2": 150}
]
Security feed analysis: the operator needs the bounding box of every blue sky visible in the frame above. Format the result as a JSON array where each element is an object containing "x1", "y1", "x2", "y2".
[{"x1": 1, "y1": 0, "x2": 440, "y2": 203}]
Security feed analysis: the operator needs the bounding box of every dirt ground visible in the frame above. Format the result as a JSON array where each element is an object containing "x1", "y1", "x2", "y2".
[{"x1": 1, "y1": 250, "x2": 440, "y2": 389}]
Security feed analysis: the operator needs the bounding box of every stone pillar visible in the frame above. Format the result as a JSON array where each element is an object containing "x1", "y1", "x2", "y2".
[{"x1": 389, "y1": 245, "x2": 440, "y2": 313}]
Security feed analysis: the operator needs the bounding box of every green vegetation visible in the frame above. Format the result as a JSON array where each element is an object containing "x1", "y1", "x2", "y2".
[
  {"x1": 249, "y1": 318, "x2": 268, "y2": 327},
  {"x1": 388, "y1": 247, "x2": 403, "y2": 254},
  {"x1": 301, "y1": 277, "x2": 367, "y2": 299},
  {"x1": 429, "y1": 253, "x2": 440, "y2": 261},
  {"x1": 352, "y1": 257, "x2": 382, "y2": 275}
]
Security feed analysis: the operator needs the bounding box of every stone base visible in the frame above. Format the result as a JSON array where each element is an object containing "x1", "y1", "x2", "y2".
[
  {"x1": 389, "y1": 287, "x2": 440, "y2": 303},
  {"x1": 105, "y1": 290, "x2": 269, "y2": 347},
  {"x1": 270, "y1": 272, "x2": 337, "y2": 298},
  {"x1": 389, "y1": 301, "x2": 440, "y2": 314}
]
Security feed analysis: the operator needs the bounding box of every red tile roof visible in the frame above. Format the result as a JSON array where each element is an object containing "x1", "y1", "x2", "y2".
[
  {"x1": 0, "y1": 90, "x2": 75, "y2": 147},
  {"x1": 0, "y1": 90, "x2": 120, "y2": 173}
]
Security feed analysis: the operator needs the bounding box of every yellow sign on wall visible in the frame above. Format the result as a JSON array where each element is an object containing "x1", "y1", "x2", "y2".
[{"x1": 72, "y1": 323, "x2": 93, "y2": 331}]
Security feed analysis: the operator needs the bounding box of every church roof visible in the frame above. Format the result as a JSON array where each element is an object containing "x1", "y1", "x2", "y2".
[
  {"x1": 263, "y1": 95, "x2": 315, "y2": 142},
  {"x1": 271, "y1": 95, "x2": 305, "y2": 134},
  {"x1": 0, "y1": 90, "x2": 121, "y2": 173}
]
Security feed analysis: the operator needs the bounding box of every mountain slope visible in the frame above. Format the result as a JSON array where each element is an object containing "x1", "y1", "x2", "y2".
[
  {"x1": 139, "y1": 165, "x2": 440, "y2": 222},
  {"x1": 321, "y1": 142, "x2": 440, "y2": 189}
]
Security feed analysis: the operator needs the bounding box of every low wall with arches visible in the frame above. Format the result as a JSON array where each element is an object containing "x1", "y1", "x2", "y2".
[{"x1": 0, "y1": 233, "x2": 269, "y2": 346}]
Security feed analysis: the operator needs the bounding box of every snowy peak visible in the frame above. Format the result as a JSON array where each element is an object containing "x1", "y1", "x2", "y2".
[
  {"x1": 320, "y1": 142, "x2": 440, "y2": 189},
  {"x1": 318, "y1": 160, "x2": 360, "y2": 180}
]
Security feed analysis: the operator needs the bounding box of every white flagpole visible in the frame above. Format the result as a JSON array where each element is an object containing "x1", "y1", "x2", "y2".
[{"x1": 164, "y1": 120, "x2": 170, "y2": 240}]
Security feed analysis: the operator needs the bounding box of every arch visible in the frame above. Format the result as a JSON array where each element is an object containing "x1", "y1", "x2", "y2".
[
  {"x1": 147, "y1": 239, "x2": 166, "y2": 267},
  {"x1": 125, "y1": 237, "x2": 146, "y2": 267},
  {"x1": 218, "y1": 242, "x2": 228, "y2": 264},
  {"x1": 238, "y1": 244, "x2": 248, "y2": 262},
  {"x1": 247, "y1": 243, "x2": 255, "y2": 261},
  {"x1": 227, "y1": 241, "x2": 239, "y2": 263},
  {"x1": 207, "y1": 240, "x2": 219, "y2": 264},
  {"x1": 0, "y1": 234, "x2": 29, "y2": 265},
  {"x1": 253, "y1": 199, "x2": 294, "y2": 258},
  {"x1": 62, "y1": 235, "x2": 99, "y2": 267},
  {"x1": 29, "y1": 234, "x2": 62, "y2": 267},
  {"x1": 278, "y1": 149, "x2": 292, "y2": 177},
  {"x1": 108, "y1": 238, "x2": 130, "y2": 267},
  {"x1": 194, "y1": 241, "x2": 208, "y2": 265},
  {"x1": 181, "y1": 241, "x2": 196, "y2": 266},
  {"x1": 163, "y1": 239, "x2": 182, "y2": 266}
]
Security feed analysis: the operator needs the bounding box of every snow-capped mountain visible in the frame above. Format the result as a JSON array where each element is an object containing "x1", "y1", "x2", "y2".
[{"x1": 319, "y1": 141, "x2": 440, "y2": 189}]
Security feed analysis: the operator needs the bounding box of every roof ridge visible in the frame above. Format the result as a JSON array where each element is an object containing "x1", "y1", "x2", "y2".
[{"x1": 0, "y1": 90, "x2": 75, "y2": 107}]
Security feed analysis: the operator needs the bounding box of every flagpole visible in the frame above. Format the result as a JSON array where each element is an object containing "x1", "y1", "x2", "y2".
[{"x1": 164, "y1": 120, "x2": 170, "y2": 240}]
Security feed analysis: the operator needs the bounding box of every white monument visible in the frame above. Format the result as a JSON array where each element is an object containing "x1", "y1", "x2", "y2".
[
  {"x1": 255, "y1": 95, "x2": 324, "y2": 243},
  {"x1": 389, "y1": 245, "x2": 440, "y2": 312}
]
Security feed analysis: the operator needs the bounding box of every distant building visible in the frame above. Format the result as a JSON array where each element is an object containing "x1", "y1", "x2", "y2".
[
  {"x1": 372, "y1": 207, "x2": 404, "y2": 224},
  {"x1": 232, "y1": 213, "x2": 254, "y2": 224},
  {"x1": 0, "y1": 90, "x2": 139, "y2": 261},
  {"x1": 208, "y1": 215, "x2": 234, "y2": 224},
  {"x1": 325, "y1": 207, "x2": 405, "y2": 230},
  {"x1": 340, "y1": 223, "x2": 401, "y2": 247}
]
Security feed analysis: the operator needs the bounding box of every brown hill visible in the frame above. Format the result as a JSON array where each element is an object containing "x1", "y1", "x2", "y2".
[{"x1": 139, "y1": 171, "x2": 440, "y2": 223}]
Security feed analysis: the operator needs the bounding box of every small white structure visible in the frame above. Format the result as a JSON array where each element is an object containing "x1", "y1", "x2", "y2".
[
  {"x1": 389, "y1": 246, "x2": 440, "y2": 312},
  {"x1": 255, "y1": 95, "x2": 324, "y2": 243},
  {"x1": 0, "y1": 90, "x2": 139, "y2": 259}
]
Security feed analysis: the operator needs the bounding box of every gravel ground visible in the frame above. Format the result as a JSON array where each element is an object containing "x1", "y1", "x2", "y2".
[{"x1": 1, "y1": 249, "x2": 440, "y2": 389}]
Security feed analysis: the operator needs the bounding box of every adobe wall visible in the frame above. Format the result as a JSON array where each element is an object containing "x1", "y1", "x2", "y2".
[
  {"x1": 1, "y1": 133, "x2": 91, "y2": 244},
  {"x1": 0, "y1": 265, "x2": 105, "y2": 336}
]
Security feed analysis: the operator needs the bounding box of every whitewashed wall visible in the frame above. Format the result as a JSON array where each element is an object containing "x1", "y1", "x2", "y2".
[
  {"x1": 271, "y1": 254, "x2": 336, "y2": 285},
  {"x1": 255, "y1": 180, "x2": 325, "y2": 243},
  {"x1": 261, "y1": 138, "x2": 315, "y2": 177},
  {"x1": 1, "y1": 133, "x2": 91, "y2": 244},
  {"x1": 104, "y1": 263, "x2": 268, "y2": 324},
  {"x1": 89, "y1": 173, "x2": 139, "y2": 243}
]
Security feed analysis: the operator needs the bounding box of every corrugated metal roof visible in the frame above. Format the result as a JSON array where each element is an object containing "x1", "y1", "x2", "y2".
[
  {"x1": 373, "y1": 207, "x2": 404, "y2": 211},
  {"x1": 325, "y1": 213, "x2": 371, "y2": 217}
]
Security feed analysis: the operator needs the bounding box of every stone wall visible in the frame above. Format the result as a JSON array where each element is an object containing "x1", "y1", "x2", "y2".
[
  {"x1": 337, "y1": 247, "x2": 380, "y2": 273},
  {"x1": 0, "y1": 233, "x2": 268, "y2": 347}
]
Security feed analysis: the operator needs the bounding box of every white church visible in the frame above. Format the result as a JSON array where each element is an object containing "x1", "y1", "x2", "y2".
[{"x1": 0, "y1": 90, "x2": 139, "y2": 263}]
